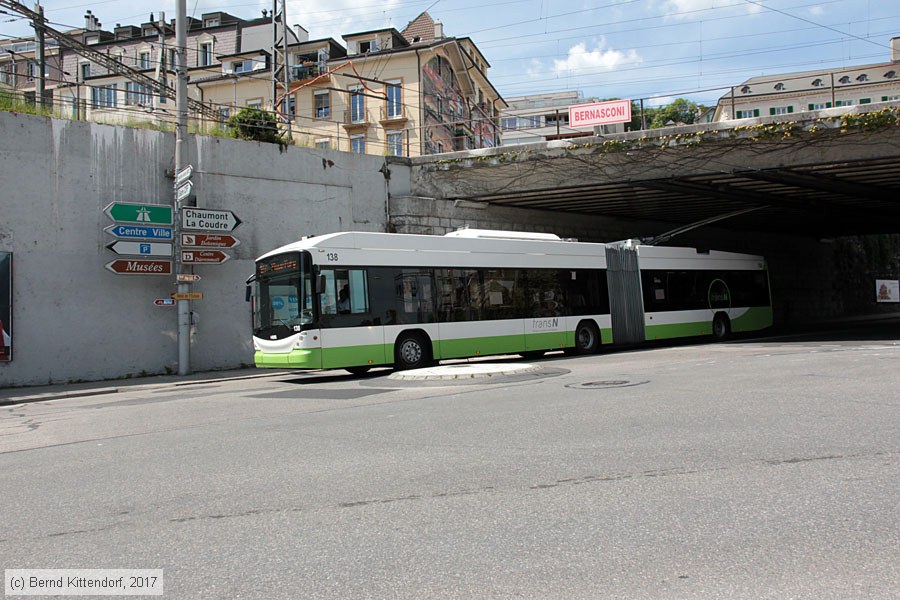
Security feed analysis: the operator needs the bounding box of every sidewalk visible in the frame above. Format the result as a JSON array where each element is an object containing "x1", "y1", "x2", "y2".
[{"x1": 0, "y1": 367, "x2": 290, "y2": 407}]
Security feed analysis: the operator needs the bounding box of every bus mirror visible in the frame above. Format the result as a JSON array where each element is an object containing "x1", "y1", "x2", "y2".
[
  {"x1": 245, "y1": 284, "x2": 252, "y2": 302},
  {"x1": 316, "y1": 274, "x2": 327, "y2": 295}
]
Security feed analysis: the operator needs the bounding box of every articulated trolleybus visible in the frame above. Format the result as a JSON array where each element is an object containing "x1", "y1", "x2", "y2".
[{"x1": 250, "y1": 229, "x2": 772, "y2": 373}]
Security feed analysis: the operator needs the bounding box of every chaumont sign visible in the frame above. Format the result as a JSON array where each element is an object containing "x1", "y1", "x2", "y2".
[{"x1": 568, "y1": 99, "x2": 632, "y2": 129}]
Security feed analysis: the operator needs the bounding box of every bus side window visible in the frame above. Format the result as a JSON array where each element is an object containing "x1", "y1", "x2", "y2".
[{"x1": 321, "y1": 269, "x2": 369, "y2": 316}]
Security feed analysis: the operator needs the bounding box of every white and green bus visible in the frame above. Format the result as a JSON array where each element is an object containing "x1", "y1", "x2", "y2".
[{"x1": 249, "y1": 229, "x2": 773, "y2": 373}]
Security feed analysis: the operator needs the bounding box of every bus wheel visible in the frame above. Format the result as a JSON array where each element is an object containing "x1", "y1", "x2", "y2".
[
  {"x1": 395, "y1": 332, "x2": 431, "y2": 370},
  {"x1": 712, "y1": 313, "x2": 731, "y2": 341},
  {"x1": 573, "y1": 321, "x2": 600, "y2": 355},
  {"x1": 346, "y1": 366, "x2": 371, "y2": 375}
]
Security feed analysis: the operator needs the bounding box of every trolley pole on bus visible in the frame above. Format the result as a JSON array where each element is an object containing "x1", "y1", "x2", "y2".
[{"x1": 174, "y1": 0, "x2": 191, "y2": 375}]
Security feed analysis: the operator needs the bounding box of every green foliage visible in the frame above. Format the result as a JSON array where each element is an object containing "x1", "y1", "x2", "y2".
[
  {"x1": 226, "y1": 107, "x2": 290, "y2": 146},
  {"x1": 649, "y1": 98, "x2": 702, "y2": 128},
  {"x1": 0, "y1": 90, "x2": 56, "y2": 117}
]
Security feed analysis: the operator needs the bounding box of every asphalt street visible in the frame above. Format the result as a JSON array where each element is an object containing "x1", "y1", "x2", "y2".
[{"x1": 1, "y1": 327, "x2": 898, "y2": 599}]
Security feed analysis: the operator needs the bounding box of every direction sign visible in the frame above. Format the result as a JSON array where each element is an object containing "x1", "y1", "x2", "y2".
[
  {"x1": 181, "y1": 208, "x2": 241, "y2": 232},
  {"x1": 177, "y1": 273, "x2": 201, "y2": 282},
  {"x1": 181, "y1": 250, "x2": 230, "y2": 264},
  {"x1": 104, "y1": 202, "x2": 173, "y2": 225},
  {"x1": 154, "y1": 298, "x2": 176, "y2": 306},
  {"x1": 105, "y1": 224, "x2": 173, "y2": 241},
  {"x1": 175, "y1": 180, "x2": 193, "y2": 203},
  {"x1": 171, "y1": 292, "x2": 203, "y2": 300},
  {"x1": 106, "y1": 240, "x2": 173, "y2": 257},
  {"x1": 181, "y1": 233, "x2": 241, "y2": 248},
  {"x1": 175, "y1": 165, "x2": 193, "y2": 187},
  {"x1": 105, "y1": 259, "x2": 172, "y2": 275}
]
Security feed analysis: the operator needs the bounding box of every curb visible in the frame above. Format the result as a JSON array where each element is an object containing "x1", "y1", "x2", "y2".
[{"x1": 388, "y1": 362, "x2": 541, "y2": 382}]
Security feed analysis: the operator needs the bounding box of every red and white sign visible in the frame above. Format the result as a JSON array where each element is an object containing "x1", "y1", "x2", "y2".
[
  {"x1": 105, "y1": 259, "x2": 172, "y2": 275},
  {"x1": 181, "y1": 250, "x2": 230, "y2": 264},
  {"x1": 181, "y1": 233, "x2": 240, "y2": 248},
  {"x1": 568, "y1": 99, "x2": 632, "y2": 129}
]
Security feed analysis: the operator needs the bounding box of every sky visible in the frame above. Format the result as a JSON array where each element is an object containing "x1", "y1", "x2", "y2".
[{"x1": 2, "y1": 0, "x2": 898, "y2": 107}]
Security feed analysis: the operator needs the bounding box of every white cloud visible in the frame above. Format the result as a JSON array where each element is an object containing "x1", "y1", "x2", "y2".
[
  {"x1": 661, "y1": 0, "x2": 761, "y2": 20},
  {"x1": 809, "y1": 5, "x2": 825, "y2": 16},
  {"x1": 553, "y1": 41, "x2": 642, "y2": 76}
]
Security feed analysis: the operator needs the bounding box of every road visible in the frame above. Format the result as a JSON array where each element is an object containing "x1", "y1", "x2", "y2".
[{"x1": 1, "y1": 329, "x2": 898, "y2": 599}]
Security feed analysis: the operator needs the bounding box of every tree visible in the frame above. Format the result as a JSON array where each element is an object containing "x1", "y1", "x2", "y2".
[
  {"x1": 226, "y1": 107, "x2": 290, "y2": 146},
  {"x1": 649, "y1": 98, "x2": 702, "y2": 128}
]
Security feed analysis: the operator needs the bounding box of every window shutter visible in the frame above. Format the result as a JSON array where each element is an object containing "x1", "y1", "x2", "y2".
[
  {"x1": 808, "y1": 104, "x2": 814, "y2": 110},
  {"x1": 787, "y1": 106, "x2": 793, "y2": 113},
  {"x1": 769, "y1": 108, "x2": 775, "y2": 116},
  {"x1": 753, "y1": 109, "x2": 759, "y2": 117},
  {"x1": 882, "y1": 96, "x2": 889, "y2": 102},
  {"x1": 860, "y1": 98, "x2": 871, "y2": 104},
  {"x1": 826, "y1": 102, "x2": 832, "y2": 108}
]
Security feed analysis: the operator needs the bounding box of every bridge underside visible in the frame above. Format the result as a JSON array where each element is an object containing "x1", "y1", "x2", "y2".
[{"x1": 404, "y1": 106, "x2": 900, "y2": 239}]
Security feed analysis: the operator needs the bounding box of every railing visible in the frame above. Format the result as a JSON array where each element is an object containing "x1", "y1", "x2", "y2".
[
  {"x1": 380, "y1": 105, "x2": 408, "y2": 121},
  {"x1": 343, "y1": 108, "x2": 371, "y2": 125}
]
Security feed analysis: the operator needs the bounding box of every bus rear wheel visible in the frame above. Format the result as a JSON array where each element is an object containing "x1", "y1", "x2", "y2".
[
  {"x1": 712, "y1": 313, "x2": 731, "y2": 341},
  {"x1": 571, "y1": 321, "x2": 600, "y2": 355},
  {"x1": 394, "y1": 332, "x2": 431, "y2": 370}
]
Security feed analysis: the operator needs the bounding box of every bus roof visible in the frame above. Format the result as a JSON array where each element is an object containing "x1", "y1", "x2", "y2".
[{"x1": 257, "y1": 230, "x2": 765, "y2": 271}]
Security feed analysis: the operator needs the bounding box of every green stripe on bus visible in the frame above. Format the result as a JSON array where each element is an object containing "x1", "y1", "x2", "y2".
[
  {"x1": 255, "y1": 349, "x2": 323, "y2": 369},
  {"x1": 645, "y1": 307, "x2": 773, "y2": 340},
  {"x1": 322, "y1": 344, "x2": 387, "y2": 369}
]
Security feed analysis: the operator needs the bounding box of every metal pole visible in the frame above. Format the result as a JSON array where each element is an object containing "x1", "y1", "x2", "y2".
[
  {"x1": 175, "y1": 0, "x2": 191, "y2": 375},
  {"x1": 33, "y1": 2, "x2": 44, "y2": 109}
]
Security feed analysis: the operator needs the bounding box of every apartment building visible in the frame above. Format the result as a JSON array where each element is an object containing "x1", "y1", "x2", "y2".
[
  {"x1": 278, "y1": 12, "x2": 505, "y2": 156},
  {"x1": 2, "y1": 9, "x2": 504, "y2": 156},
  {"x1": 714, "y1": 36, "x2": 900, "y2": 121},
  {"x1": 500, "y1": 91, "x2": 628, "y2": 146}
]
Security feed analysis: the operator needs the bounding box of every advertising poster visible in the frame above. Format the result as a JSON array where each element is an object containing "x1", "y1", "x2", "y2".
[
  {"x1": 875, "y1": 279, "x2": 900, "y2": 303},
  {"x1": 0, "y1": 252, "x2": 10, "y2": 361}
]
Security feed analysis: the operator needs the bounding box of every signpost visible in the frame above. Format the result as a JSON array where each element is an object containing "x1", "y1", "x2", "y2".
[
  {"x1": 154, "y1": 298, "x2": 176, "y2": 306},
  {"x1": 105, "y1": 224, "x2": 174, "y2": 241},
  {"x1": 177, "y1": 273, "x2": 201, "y2": 282},
  {"x1": 106, "y1": 240, "x2": 174, "y2": 257},
  {"x1": 104, "y1": 259, "x2": 172, "y2": 275},
  {"x1": 181, "y1": 233, "x2": 240, "y2": 248},
  {"x1": 181, "y1": 250, "x2": 230, "y2": 264},
  {"x1": 181, "y1": 207, "x2": 241, "y2": 232},
  {"x1": 104, "y1": 202, "x2": 173, "y2": 225}
]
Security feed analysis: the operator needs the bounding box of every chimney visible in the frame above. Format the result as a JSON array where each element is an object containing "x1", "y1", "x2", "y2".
[
  {"x1": 294, "y1": 24, "x2": 309, "y2": 43},
  {"x1": 84, "y1": 10, "x2": 93, "y2": 31},
  {"x1": 892, "y1": 37, "x2": 900, "y2": 62},
  {"x1": 434, "y1": 20, "x2": 444, "y2": 39}
]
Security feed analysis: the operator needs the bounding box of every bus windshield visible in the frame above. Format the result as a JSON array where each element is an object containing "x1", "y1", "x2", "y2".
[{"x1": 253, "y1": 251, "x2": 314, "y2": 339}]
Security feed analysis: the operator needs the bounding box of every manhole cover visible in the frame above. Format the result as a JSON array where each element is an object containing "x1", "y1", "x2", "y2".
[{"x1": 565, "y1": 380, "x2": 649, "y2": 389}]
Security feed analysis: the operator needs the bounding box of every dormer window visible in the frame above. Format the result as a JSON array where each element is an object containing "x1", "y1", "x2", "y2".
[
  {"x1": 812, "y1": 78, "x2": 823, "y2": 87},
  {"x1": 885, "y1": 70, "x2": 897, "y2": 79},
  {"x1": 740, "y1": 85, "x2": 751, "y2": 94},
  {"x1": 838, "y1": 76, "x2": 850, "y2": 84},
  {"x1": 774, "y1": 83, "x2": 785, "y2": 91},
  {"x1": 204, "y1": 18, "x2": 220, "y2": 28},
  {"x1": 856, "y1": 74, "x2": 868, "y2": 82},
  {"x1": 359, "y1": 39, "x2": 379, "y2": 54}
]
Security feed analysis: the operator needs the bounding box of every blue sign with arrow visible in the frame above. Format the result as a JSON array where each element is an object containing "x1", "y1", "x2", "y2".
[{"x1": 104, "y1": 224, "x2": 174, "y2": 241}]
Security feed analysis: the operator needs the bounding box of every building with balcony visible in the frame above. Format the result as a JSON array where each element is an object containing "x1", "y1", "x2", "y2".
[
  {"x1": 283, "y1": 12, "x2": 506, "y2": 156},
  {"x1": 713, "y1": 36, "x2": 900, "y2": 121},
  {"x1": 2, "y1": 9, "x2": 505, "y2": 157}
]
